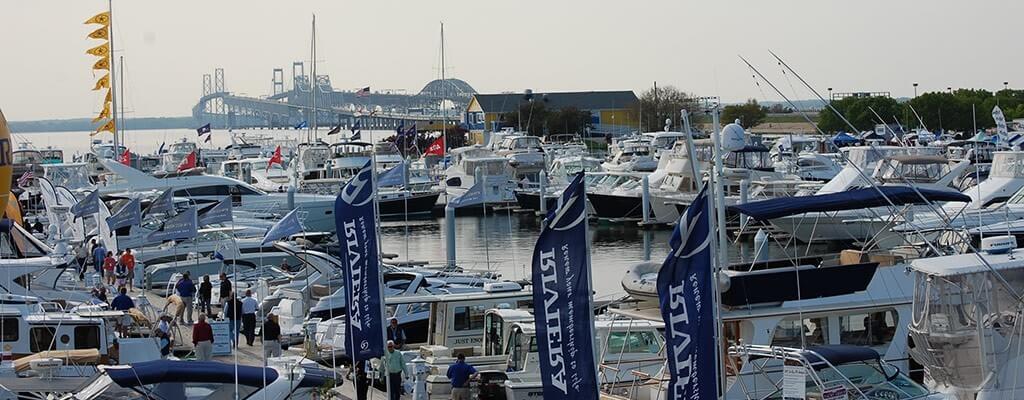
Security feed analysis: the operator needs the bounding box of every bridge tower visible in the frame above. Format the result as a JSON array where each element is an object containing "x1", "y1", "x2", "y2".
[
  {"x1": 292, "y1": 61, "x2": 304, "y2": 91},
  {"x1": 214, "y1": 68, "x2": 226, "y2": 115},
  {"x1": 272, "y1": 68, "x2": 284, "y2": 95},
  {"x1": 202, "y1": 74, "x2": 212, "y2": 113}
]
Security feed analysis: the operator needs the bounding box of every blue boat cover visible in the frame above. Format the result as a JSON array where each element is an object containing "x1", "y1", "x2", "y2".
[
  {"x1": 832, "y1": 132, "x2": 859, "y2": 144},
  {"x1": 106, "y1": 360, "x2": 279, "y2": 388},
  {"x1": 801, "y1": 345, "x2": 880, "y2": 368},
  {"x1": 729, "y1": 186, "x2": 971, "y2": 221}
]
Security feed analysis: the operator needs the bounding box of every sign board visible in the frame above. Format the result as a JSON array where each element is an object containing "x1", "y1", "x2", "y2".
[
  {"x1": 822, "y1": 385, "x2": 848, "y2": 400},
  {"x1": 210, "y1": 320, "x2": 231, "y2": 355},
  {"x1": 782, "y1": 365, "x2": 806, "y2": 400}
]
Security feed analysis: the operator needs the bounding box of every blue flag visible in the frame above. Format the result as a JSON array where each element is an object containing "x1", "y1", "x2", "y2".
[
  {"x1": 70, "y1": 190, "x2": 100, "y2": 218},
  {"x1": 106, "y1": 198, "x2": 141, "y2": 231},
  {"x1": 401, "y1": 124, "x2": 416, "y2": 138},
  {"x1": 335, "y1": 161, "x2": 386, "y2": 361},
  {"x1": 350, "y1": 120, "x2": 362, "y2": 141},
  {"x1": 261, "y1": 209, "x2": 303, "y2": 245},
  {"x1": 294, "y1": 120, "x2": 308, "y2": 130},
  {"x1": 448, "y1": 182, "x2": 484, "y2": 208},
  {"x1": 531, "y1": 172, "x2": 599, "y2": 400},
  {"x1": 147, "y1": 207, "x2": 198, "y2": 242},
  {"x1": 144, "y1": 188, "x2": 175, "y2": 216},
  {"x1": 199, "y1": 197, "x2": 233, "y2": 226},
  {"x1": 197, "y1": 123, "x2": 211, "y2": 135},
  {"x1": 656, "y1": 186, "x2": 717, "y2": 400},
  {"x1": 157, "y1": 142, "x2": 166, "y2": 155},
  {"x1": 376, "y1": 162, "x2": 406, "y2": 188}
]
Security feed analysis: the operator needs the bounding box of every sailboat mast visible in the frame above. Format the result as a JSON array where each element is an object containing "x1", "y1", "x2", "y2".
[
  {"x1": 119, "y1": 55, "x2": 125, "y2": 159},
  {"x1": 440, "y1": 22, "x2": 446, "y2": 156},
  {"x1": 108, "y1": 0, "x2": 118, "y2": 152},
  {"x1": 310, "y1": 15, "x2": 317, "y2": 143}
]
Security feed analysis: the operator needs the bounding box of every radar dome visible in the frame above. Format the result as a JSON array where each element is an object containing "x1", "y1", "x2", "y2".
[{"x1": 720, "y1": 123, "x2": 746, "y2": 152}]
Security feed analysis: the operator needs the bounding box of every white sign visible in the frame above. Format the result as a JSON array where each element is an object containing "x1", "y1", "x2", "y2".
[
  {"x1": 822, "y1": 384, "x2": 848, "y2": 400},
  {"x1": 782, "y1": 365, "x2": 806, "y2": 400},
  {"x1": 210, "y1": 320, "x2": 231, "y2": 355}
]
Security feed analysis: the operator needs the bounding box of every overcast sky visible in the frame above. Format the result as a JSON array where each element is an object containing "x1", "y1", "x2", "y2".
[{"x1": 4, "y1": 0, "x2": 1022, "y2": 120}]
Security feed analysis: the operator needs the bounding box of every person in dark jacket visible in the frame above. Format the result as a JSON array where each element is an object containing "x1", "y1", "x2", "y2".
[
  {"x1": 198, "y1": 276, "x2": 213, "y2": 316},
  {"x1": 262, "y1": 313, "x2": 282, "y2": 358},
  {"x1": 354, "y1": 360, "x2": 370, "y2": 400},
  {"x1": 225, "y1": 292, "x2": 243, "y2": 348},
  {"x1": 218, "y1": 272, "x2": 232, "y2": 309},
  {"x1": 174, "y1": 273, "x2": 196, "y2": 324}
]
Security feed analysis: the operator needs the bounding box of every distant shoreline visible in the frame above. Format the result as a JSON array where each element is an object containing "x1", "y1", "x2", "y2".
[{"x1": 9, "y1": 116, "x2": 196, "y2": 133}]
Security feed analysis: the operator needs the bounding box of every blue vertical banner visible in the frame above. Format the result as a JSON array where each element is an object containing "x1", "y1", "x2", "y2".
[
  {"x1": 656, "y1": 186, "x2": 717, "y2": 400},
  {"x1": 106, "y1": 197, "x2": 141, "y2": 231},
  {"x1": 531, "y1": 172, "x2": 598, "y2": 400},
  {"x1": 334, "y1": 160, "x2": 385, "y2": 361}
]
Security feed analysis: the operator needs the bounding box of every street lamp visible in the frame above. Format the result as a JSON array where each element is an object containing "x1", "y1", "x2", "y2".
[
  {"x1": 913, "y1": 82, "x2": 918, "y2": 97},
  {"x1": 1005, "y1": 81, "x2": 1010, "y2": 90},
  {"x1": 947, "y1": 87, "x2": 953, "y2": 94},
  {"x1": 827, "y1": 87, "x2": 833, "y2": 100}
]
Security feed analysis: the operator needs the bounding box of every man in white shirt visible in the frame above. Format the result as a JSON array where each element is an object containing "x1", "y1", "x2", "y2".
[{"x1": 241, "y1": 290, "x2": 259, "y2": 346}]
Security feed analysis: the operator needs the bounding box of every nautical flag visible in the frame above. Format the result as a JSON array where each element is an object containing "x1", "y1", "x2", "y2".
[
  {"x1": 196, "y1": 123, "x2": 211, "y2": 136},
  {"x1": 104, "y1": 89, "x2": 112, "y2": 103},
  {"x1": 16, "y1": 171, "x2": 32, "y2": 188},
  {"x1": 355, "y1": 86, "x2": 370, "y2": 98},
  {"x1": 147, "y1": 206, "x2": 198, "y2": 242},
  {"x1": 400, "y1": 124, "x2": 416, "y2": 138},
  {"x1": 70, "y1": 190, "x2": 100, "y2": 218},
  {"x1": 87, "y1": 26, "x2": 109, "y2": 40},
  {"x1": 656, "y1": 186, "x2": 717, "y2": 400},
  {"x1": 448, "y1": 181, "x2": 484, "y2": 208},
  {"x1": 261, "y1": 209, "x2": 303, "y2": 245},
  {"x1": 350, "y1": 120, "x2": 362, "y2": 141},
  {"x1": 424, "y1": 136, "x2": 444, "y2": 156},
  {"x1": 157, "y1": 142, "x2": 166, "y2": 155},
  {"x1": 294, "y1": 120, "x2": 308, "y2": 130},
  {"x1": 106, "y1": 197, "x2": 141, "y2": 231},
  {"x1": 198, "y1": 197, "x2": 233, "y2": 226},
  {"x1": 177, "y1": 150, "x2": 197, "y2": 172},
  {"x1": 92, "y1": 102, "x2": 111, "y2": 123},
  {"x1": 119, "y1": 148, "x2": 130, "y2": 166},
  {"x1": 144, "y1": 188, "x2": 175, "y2": 216},
  {"x1": 93, "y1": 74, "x2": 110, "y2": 91},
  {"x1": 327, "y1": 124, "x2": 341, "y2": 135},
  {"x1": 92, "y1": 57, "x2": 110, "y2": 71},
  {"x1": 86, "y1": 42, "x2": 110, "y2": 58},
  {"x1": 204, "y1": 133, "x2": 212, "y2": 143},
  {"x1": 530, "y1": 172, "x2": 599, "y2": 400},
  {"x1": 335, "y1": 161, "x2": 386, "y2": 361},
  {"x1": 994, "y1": 106, "x2": 1009, "y2": 142},
  {"x1": 267, "y1": 146, "x2": 283, "y2": 171},
  {"x1": 213, "y1": 246, "x2": 225, "y2": 261},
  {"x1": 93, "y1": 119, "x2": 115, "y2": 136},
  {"x1": 376, "y1": 161, "x2": 407, "y2": 188},
  {"x1": 84, "y1": 11, "x2": 111, "y2": 26}
]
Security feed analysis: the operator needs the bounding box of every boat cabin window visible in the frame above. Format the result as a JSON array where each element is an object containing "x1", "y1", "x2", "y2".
[
  {"x1": 445, "y1": 177, "x2": 462, "y2": 187},
  {"x1": 174, "y1": 184, "x2": 260, "y2": 198},
  {"x1": 839, "y1": 309, "x2": 897, "y2": 347},
  {"x1": 505, "y1": 327, "x2": 537, "y2": 372},
  {"x1": 605, "y1": 331, "x2": 660, "y2": 354},
  {"x1": 13, "y1": 151, "x2": 42, "y2": 165},
  {"x1": 484, "y1": 314, "x2": 503, "y2": 356},
  {"x1": 0, "y1": 318, "x2": 17, "y2": 341},
  {"x1": 30, "y1": 327, "x2": 56, "y2": 352},
  {"x1": 772, "y1": 316, "x2": 828, "y2": 348},
  {"x1": 453, "y1": 305, "x2": 486, "y2": 331},
  {"x1": 74, "y1": 326, "x2": 102, "y2": 350}
]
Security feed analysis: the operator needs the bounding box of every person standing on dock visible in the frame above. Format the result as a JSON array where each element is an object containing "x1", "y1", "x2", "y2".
[
  {"x1": 226, "y1": 292, "x2": 243, "y2": 348},
  {"x1": 119, "y1": 249, "x2": 135, "y2": 291},
  {"x1": 387, "y1": 318, "x2": 406, "y2": 349},
  {"x1": 103, "y1": 251, "x2": 116, "y2": 285},
  {"x1": 175, "y1": 273, "x2": 196, "y2": 324},
  {"x1": 192, "y1": 313, "x2": 214, "y2": 361},
  {"x1": 198, "y1": 275, "x2": 213, "y2": 316},
  {"x1": 446, "y1": 353, "x2": 478, "y2": 400},
  {"x1": 110, "y1": 287, "x2": 135, "y2": 337},
  {"x1": 241, "y1": 289, "x2": 259, "y2": 346},
  {"x1": 354, "y1": 359, "x2": 370, "y2": 400},
  {"x1": 262, "y1": 313, "x2": 282, "y2": 359},
  {"x1": 218, "y1": 272, "x2": 232, "y2": 310},
  {"x1": 91, "y1": 239, "x2": 105, "y2": 274},
  {"x1": 383, "y1": 340, "x2": 405, "y2": 400}
]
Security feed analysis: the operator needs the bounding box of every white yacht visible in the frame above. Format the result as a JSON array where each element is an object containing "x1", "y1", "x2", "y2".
[
  {"x1": 221, "y1": 157, "x2": 291, "y2": 193},
  {"x1": 442, "y1": 145, "x2": 516, "y2": 210}
]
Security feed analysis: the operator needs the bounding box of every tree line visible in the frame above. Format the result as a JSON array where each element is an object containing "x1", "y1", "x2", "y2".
[{"x1": 819, "y1": 89, "x2": 1024, "y2": 134}]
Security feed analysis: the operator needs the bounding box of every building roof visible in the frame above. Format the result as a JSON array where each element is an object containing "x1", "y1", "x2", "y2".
[{"x1": 470, "y1": 91, "x2": 638, "y2": 113}]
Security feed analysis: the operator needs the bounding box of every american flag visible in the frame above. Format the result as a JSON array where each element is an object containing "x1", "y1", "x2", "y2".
[
  {"x1": 16, "y1": 171, "x2": 32, "y2": 188},
  {"x1": 355, "y1": 86, "x2": 370, "y2": 98}
]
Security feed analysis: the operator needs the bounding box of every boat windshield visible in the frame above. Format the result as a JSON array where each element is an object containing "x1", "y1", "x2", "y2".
[
  {"x1": 43, "y1": 165, "x2": 92, "y2": 190},
  {"x1": 814, "y1": 360, "x2": 930, "y2": 399}
]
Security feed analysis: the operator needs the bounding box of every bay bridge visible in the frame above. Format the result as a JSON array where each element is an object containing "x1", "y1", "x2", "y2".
[{"x1": 191, "y1": 62, "x2": 477, "y2": 130}]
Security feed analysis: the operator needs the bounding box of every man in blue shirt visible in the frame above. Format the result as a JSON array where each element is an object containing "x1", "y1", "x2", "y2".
[
  {"x1": 446, "y1": 353, "x2": 478, "y2": 400},
  {"x1": 110, "y1": 287, "x2": 135, "y2": 337},
  {"x1": 92, "y1": 241, "x2": 107, "y2": 274},
  {"x1": 175, "y1": 273, "x2": 197, "y2": 324}
]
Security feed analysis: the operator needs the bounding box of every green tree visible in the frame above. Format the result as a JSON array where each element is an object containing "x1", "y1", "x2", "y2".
[
  {"x1": 906, "y1": 92, "x2": 973, "y2": 133},
  {"x1": 544, "y1": 107, "x2": 592, "y2": 135},
  {"x1": 634, "y1": 85, "x2": 699, "y2": 132},
  {"x1": 501, "y1": 101, "x2": 550, "y2": 137},
  {"x1": 818, "y1": 95, "x2": 903, "y2": 133},
  {"x1": 721, "y1": 99, "x2": 768, "y2": 128}
]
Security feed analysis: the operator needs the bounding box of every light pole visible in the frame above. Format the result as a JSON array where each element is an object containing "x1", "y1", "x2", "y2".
[
  {"x1": 913, "y1": 82, "x2": 918, "y2": 97},
  {"x1": 947, "y1": 87, "x2": 953, "y2": 94},
  {"x1": 1005, "y1": 81, "x2": 1010, "y2": 90},
  {"x1": 827, "y1": 87, "x2": 833, "y2": 101}
]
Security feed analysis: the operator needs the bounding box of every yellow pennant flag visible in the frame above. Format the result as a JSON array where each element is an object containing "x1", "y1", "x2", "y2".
[
  {"x1": 86, "y1": 42, "x2": 110, "y2": 57},
  {"x1": 84, "y1": 12, "x2": 111, "y2": 26},
  {"x1": 92, "y1": 57, "x2": 110, "y2": 71},
  {"x1": 87, "y1": 26, "x2": 108, "y2": 40},
  {"x1": 91, "y1": 102, "x2": 111, "y2": 123},
  {"x1": 92, "y1": 119, "x2": 115, "y2": 136},
  {"x1": 104, "y1": 90, "x2": 112, "y2": 103},
  {"x1": 93, "y1": 74, "x2": 110, "y2": 91}
]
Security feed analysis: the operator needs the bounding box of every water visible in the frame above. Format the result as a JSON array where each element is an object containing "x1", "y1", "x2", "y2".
[{"x1": 20, "y1": 128, "x2": 838, "y2": 299}]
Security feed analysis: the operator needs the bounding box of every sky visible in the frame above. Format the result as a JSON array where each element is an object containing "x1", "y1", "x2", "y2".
[{"x1": 3, "y1": 0, "x2": 1023, "y2": 120}]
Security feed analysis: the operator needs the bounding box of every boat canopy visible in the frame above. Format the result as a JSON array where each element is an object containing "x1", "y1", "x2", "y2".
[
  {"x1": 832, "y1": 132, "x2": 859, "y2": 144},
  {"x1": 729, "y1": 186, "x2": 971, "y2": 220},
  {"x1": 105, "y1": 360, "x2": 281, "y2": 388},
  {"x1": 749, "y1": 345, "x2": 879, "y2": 370}
]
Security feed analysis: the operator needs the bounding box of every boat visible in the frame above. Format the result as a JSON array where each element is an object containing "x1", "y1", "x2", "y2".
[{"x1": 441, "y1": 145, "x2": 516, "y2": 211}]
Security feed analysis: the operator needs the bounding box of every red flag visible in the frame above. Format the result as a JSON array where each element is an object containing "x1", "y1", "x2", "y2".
[
  {"x1": 119, "y1": 148, "x2": 131, "y2": 166},
  {"x1": 267, "y1": 145, "x2": 283, "y2": 171},
  {"x1": 424, "y1": 136, "x2": 445, "y2": 156},
  {"x1": 177, "y1": 150, "x2": 197, "y2": 172}
]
